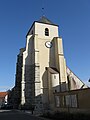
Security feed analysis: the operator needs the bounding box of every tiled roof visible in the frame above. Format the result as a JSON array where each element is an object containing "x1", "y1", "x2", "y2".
[{"x1": 0, "y1": 92, "x2": 8, "y2": 98}]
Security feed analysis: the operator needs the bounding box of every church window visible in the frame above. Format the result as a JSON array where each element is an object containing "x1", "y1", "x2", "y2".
[
  {"x1": 45, "y1": 28, "x2": 49, "y2": 36},
  {"x1": 54, "y1": 75, "x2": 56, "y2": 79},
  {"x1": 31, "y1": 30, "x2": 33, "y2": 34}
]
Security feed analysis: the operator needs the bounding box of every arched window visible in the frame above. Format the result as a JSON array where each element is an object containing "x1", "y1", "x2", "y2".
[{"x1": 45, "y1": 28, "x2": 49, "y2": 36}]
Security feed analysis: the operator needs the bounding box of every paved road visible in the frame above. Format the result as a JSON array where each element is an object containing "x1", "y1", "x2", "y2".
[{"x1": 0, "y1": 110, "x2": 45, "y2": 120}]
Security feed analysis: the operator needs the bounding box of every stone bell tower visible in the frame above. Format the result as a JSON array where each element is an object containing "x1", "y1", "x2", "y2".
[{"x1": 21, "y1": 16, "x2": 68, "y2": 111}]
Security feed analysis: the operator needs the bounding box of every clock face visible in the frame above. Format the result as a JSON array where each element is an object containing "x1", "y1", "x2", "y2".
[{"x1": 45, "y1": 41, "x2": 52, "y2": 48}]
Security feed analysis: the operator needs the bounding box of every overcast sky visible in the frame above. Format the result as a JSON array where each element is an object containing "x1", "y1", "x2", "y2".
[{"x1": 0, "y1": 0, "x2": 90, "y2": 91}]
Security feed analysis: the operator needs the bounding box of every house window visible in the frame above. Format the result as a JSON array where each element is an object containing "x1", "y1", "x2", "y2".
[
  {"x1": 45, "y1": 28, "x2": 49, "y2": 36},
  {"x1": 65, "y1": 94, "x2": 77, "y2": 108}
]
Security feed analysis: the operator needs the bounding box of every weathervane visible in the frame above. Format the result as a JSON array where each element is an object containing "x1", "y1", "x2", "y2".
[{"x1": 42, "y1": 0, "x2": 45, "y2": 16}]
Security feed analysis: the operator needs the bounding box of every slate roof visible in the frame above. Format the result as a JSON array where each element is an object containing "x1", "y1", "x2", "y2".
[{"x1": 37, "y1": 16, "x2": 58, "y2": 26}]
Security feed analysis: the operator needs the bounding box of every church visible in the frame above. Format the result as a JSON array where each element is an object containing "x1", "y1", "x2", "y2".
[{"x1": 14, "y1": 16, "x2": 89, "y2": 113}]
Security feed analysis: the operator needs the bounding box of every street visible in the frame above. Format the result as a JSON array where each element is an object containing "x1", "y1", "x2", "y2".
[{"x1": 0, "y1": 110, "x2": 45, "y2": 120}]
